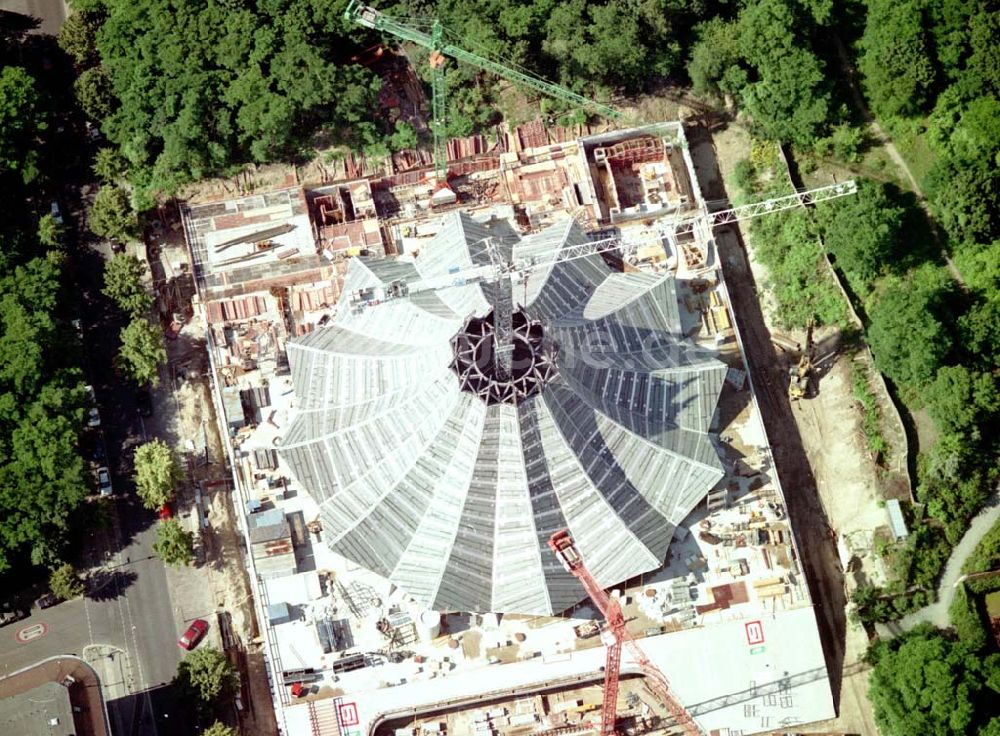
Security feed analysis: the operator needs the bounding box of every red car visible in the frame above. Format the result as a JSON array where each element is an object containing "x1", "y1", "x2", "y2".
[
  {"x1": 159, "y1": 502, "x2": 174, "y2": 520},
  {"x1": 178, "y1": 619, "x2": 209, "y2": 650}
]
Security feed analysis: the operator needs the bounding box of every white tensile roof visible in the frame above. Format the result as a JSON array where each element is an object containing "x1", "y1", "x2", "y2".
[{"x1": 279, "y1": 212, "x2": 727, "y2": 615}]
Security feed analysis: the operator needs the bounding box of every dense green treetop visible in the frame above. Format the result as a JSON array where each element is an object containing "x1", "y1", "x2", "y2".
[
  {"x1": 58, "y1": 9, "x2": 105, "y2": 67},
  {"x1": 866, "y1": 267, "x2": 953, "y2": 387},
  {"x1": 153, "y1": 518, "x2": 194, "y2": 567},
  {"x1": 93, "y1": 0, "x2": 381, "y2": 201},
  {"x1": 0, "y1": 65, "x2": 45, "y2": 181},
  {"x1": 175, "y1": 647, "x2": 237, "y2": 703},
  {"x1": 133, "y1": 439, "x2": 179, "y2": 509},
  {"x1": 859, "y1": 0, "x2": 936, "y2": 118},
  {"x1": 867, "y1": 626, "x2": 1000, "y2": 736},
  {"x1": 201, "y1": 723, "x2": 237, "y2": 736},
  {"x1": 88, "y1": 185, "x2": 136, "y2": 242},
  {"x1": 924, "y1": 365, "x2": 998, "y2": 440},
  {"x1": 103, "y1": 253, "x2": 152, "y2": 317},
  {"x1": 48, "y1": 562, "x2": 84, "y2": 600},
  {"x1": 821, "y1": 180, "x2": 904, "y2": 288},
  {"x1": 117, "y1": 317, "x2": 166, "y2": 386},
  {"x1": 685, "y1": 0, "x2": 833, "y2": 145}
]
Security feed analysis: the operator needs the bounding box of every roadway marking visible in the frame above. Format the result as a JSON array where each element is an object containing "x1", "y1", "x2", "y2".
[{"x1": 15, "y1": 622, "x2": 49, "y2": 643}]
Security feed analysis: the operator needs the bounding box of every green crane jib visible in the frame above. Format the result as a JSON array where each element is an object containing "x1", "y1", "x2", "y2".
[{"x1": 344, "y1": 1, "x2": 620, "y2": 182}]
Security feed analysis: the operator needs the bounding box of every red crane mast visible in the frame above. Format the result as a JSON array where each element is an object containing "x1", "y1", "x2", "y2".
[{"x1": 548, "y1": 529, "x2": 702, "y2": 736}]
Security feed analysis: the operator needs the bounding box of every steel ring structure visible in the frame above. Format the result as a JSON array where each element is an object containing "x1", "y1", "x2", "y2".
[{"x1": 279, "y1": 212, "x2": 727, "y2": 615}]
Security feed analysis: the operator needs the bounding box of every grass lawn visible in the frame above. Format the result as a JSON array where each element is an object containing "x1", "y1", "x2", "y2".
[
  {"x1": 986, "y1": 591, "x2": 1000, "y2": 620},
  {"x1": 890, "y1": 121, "x2": 937, "y2": 187}
]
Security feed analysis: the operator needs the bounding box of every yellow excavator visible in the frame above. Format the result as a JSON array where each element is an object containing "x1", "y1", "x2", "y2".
[{"x1": 772, "y1": 325, "x2": 814, "y2": 401}]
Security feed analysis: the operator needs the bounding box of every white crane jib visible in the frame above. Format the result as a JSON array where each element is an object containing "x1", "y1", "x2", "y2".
[{"x1": 348, "y1": 180, "x2": 858, "y2": 371}]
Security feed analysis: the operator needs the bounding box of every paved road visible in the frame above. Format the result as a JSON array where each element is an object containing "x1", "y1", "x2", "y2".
[
  {"x1": 0, "y1": 188, "x2": 193, "y2": 734},
  {"x1": 0, "y1": 504, "x2": 182, "y2": 734},
  {"x1": 0, "y1": 0, "x2": 69, "y2": 35},
  {"x1": 898, "y1": 491, "x2": 1000, "y2": 631}
]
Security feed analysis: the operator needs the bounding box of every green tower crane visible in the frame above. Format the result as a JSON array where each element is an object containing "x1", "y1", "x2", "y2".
[{"x1": 344, "y1": 1, "x2": 620, "y2": 183}]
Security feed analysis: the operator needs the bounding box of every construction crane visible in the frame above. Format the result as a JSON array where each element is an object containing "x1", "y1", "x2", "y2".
[
  {"x1": 348, "y1": 179, "x2": 858, "y2": 379},
  {"x1": 549, "y1": 529, "x2": 701, "y2": 736},
  {"x1": 344, "y1": 1, "x2": 620, "y2": 183}
]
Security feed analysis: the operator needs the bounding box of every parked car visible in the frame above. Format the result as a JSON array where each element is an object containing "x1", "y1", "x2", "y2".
[
  {"x1": 85, "y1": 385, "x2": 100, "y2": 428},
  {"x1": 159, "y1": 502, "x2": 174, "y2": 520},
  {"x1": 136, "y1": 388, "x2": 153, "y2": 418},
  {"x1": 0, "y1": 607, "x2": 27, "y2": 627},
  {"x1": 97, "y1": 466, "x2": 113, "y2": 497},
  {"x1": 35, "y1": 593, "x2": 59, "y2": 609},
  {"x1": 178, "y1": 619, "x2": 209, "y2": 650},
  {"x1": 90, "y1": 440, "x2": 106, "y2": 465},
  {"x1": 49, "y1": 201, "x2": 63, "y2": 225}
]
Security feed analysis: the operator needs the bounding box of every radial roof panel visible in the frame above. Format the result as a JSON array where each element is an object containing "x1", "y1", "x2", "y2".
[{"x1": 279, "y1": 212, "x2": 727, "y2": 615}]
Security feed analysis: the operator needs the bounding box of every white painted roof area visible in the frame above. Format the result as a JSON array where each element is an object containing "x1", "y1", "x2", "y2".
[
  {"x1": 279, "y1": 212, "x2": 728, "y2": 615},
  {"x1": 281, "y1": 606, "x2": 833, "y2": 736}
]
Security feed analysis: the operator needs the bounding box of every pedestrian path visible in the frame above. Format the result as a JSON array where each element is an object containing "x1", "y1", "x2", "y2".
[{"x1": 898, "y1": 491, "x2": 1000, "y2": 631}]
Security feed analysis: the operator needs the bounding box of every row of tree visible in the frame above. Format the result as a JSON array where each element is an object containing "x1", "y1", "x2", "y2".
[
  {"x1": 61, "y1": 0, "x2": 383, "y2": 207},
  {"x1": 0, "y1": 16, "x2": 91, "y2": 574},
  {"x1": 837, "y1": 2, "x2": 999, "y2": 623}
]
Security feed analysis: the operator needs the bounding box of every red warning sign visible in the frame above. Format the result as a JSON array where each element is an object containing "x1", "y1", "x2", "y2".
[
  {"x1": 338, "y1": 701, "x2": 359, "y2": 727},
  {"x1": 745, "y1": 620, "x2": 765, "y2": 646}
]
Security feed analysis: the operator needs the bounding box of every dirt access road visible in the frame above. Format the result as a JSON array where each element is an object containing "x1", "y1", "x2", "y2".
[{"x1": 687, "y1": 122, "x2": 879, "y2": 735}]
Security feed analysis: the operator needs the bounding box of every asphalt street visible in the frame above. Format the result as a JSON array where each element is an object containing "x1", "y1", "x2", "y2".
[
  {"x1": 1, "y1": 183, "x2": 193, "y2": 733},
  {"x1": 0, "y1": 500, "x2": 184, "y2": 735}
]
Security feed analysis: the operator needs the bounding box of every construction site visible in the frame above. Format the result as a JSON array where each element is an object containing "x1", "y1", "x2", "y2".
[{"x1": 169, "y1": 4, "x2": 869, "y2": 736}]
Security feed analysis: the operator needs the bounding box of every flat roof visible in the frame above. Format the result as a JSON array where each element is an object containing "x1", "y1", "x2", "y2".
[{"x1": 0, "y1": 682, "x2": 76, "y2": 736}]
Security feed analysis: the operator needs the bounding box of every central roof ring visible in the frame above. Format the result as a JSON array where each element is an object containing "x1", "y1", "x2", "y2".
[{"x1": 449, "y1": 310, "x2": 557, "y2": 405}]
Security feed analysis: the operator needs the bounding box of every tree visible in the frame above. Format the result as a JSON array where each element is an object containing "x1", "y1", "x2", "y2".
[
  {"x1": 924, "y1": 365, "x2": 998, "y2": 439},
  {"x1": 133, "y1": 439, "x2": 179, "y2": 509},
  {"x1": 689, "y1": 0, "x2": 834, "y2": 146},
  {"x1": 117, "y1": 317, "x2": 166, "y2": 386},
  {"x1": 202, "y1": 723, "x2": 237, "y2": 736},
  {"x1": 949, "y1": 584, "x2": 988, "y2": 651},
  {"x1": 687, "y1": 18, "x2": 743, "y2": 98},
  {"x1": 925, "y1": 155, "x2": 1000, "y2": 245},
  {"x1": 740, "y1": 47, "x2": 831, "y2": 146},
  {"x1": 866, "y1": 626, "x2": 1000, "y2": 736},
  {"x1": 93, "y1": 147, "x2": 128, "y2": 183},
  {"x1": 822, "y1": 180, "x2": 904, "y2": 288},
  {"x1": 859, "y1": 0, "x2": 936, "y2": 118},
  {"x1": 88, "y1": 186, "x2": 136, "y2": 243},
  {"x1": 387, "y1": 121, "x2": 417, "y2": 152},
  {"x1": 153, "y1": 518, "x2": 194, "y2": 566},
  {"x1": 814, "y1": 123, "x2": 865, "y2": 163},
  {"x1": 103, "y1": 254, "x2": 152, "y2": 316},
  {"x1": 37, "y1": 213, "x2": 65, "y2": 248},
  {"x1": 49, "y1": 562, "x2": 84, "y2": 600},
  {"x1": 174, "y1": 647, "x2": 237, "y2": 703},
  {"x1": 58, "y1": 9, "x2": 103, "y2": 66},
  {"x1": 866, "y1": 270, "x2": 952, "y2": 387},
  {"x1": 94, "y1": 0, "x2": 382, "y2": 200},
  {"x1": 74, "y1": 67, "x2": 115, "y2": 121},
  {"x1": 966, "y1": 10, "x2": 1000, "y2": 94},
  {"x1": 751, "y1": 209, "x2": 846, "y2": 329},
  {"x1": 0, "y1": 65, "x2": 45, "y2": 181},
  {"x1": 959, "y1": 298, "x2": 1000, "y2": 370}
]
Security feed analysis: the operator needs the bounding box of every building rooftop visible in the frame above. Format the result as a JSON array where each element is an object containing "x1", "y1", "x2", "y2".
[
  {"x1": 277, "y1": 211, "x2": 728, "y2": 615},
  {"x1": 0, "y1": 682, "x2": 75, "y2": 736}
]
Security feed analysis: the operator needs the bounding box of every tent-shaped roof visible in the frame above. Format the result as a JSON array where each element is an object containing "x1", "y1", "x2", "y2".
[{"x1": 279, "y1": 213, "x2": 726, "y2": 615}]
